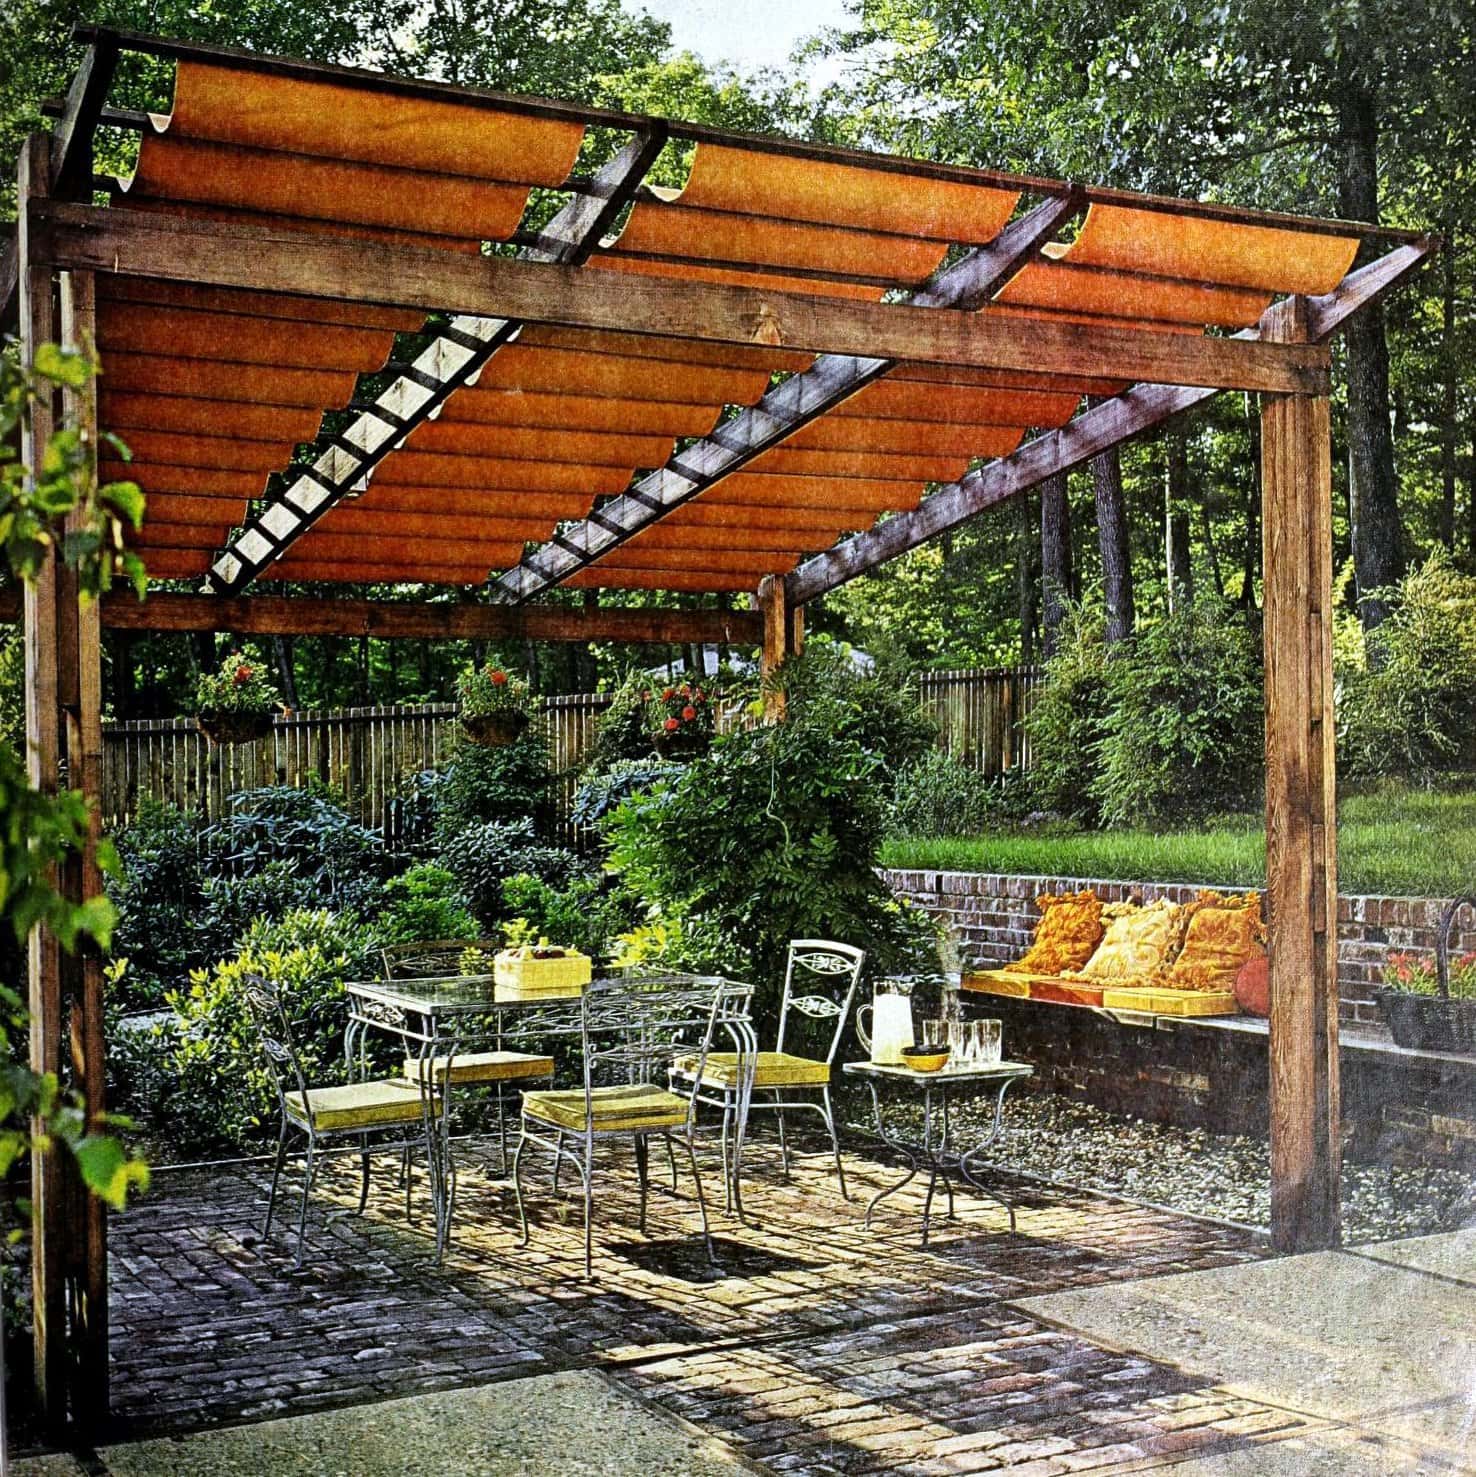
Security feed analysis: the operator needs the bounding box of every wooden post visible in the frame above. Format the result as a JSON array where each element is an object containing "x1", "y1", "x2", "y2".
[
  {"x1": 1261, "y1": 294, "x2": 1340, "y2": 1252},
  {"x1": 758, "y1": 575, "x2": 799, "y2": 719}
]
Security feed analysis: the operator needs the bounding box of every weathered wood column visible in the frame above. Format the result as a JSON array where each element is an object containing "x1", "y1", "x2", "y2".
[
  {"x1": 19, "y1": 130, "x2": 109, "y2": 1426},
  {"x1": 758, "y1": 575, "x2": 803, "y2": 719},
  {"x1": 1260, "y1": 294, "x2": 1340, "y2": 1252}
]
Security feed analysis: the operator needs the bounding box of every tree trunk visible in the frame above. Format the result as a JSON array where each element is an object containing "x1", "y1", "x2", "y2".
[
  {"x1": 272, "y1": 635, "x2": 298, "y2": 711},
  {"x1": 1199, "y1": 502, "x2": 1226, "y2": 600},
  {"x1": 1242, "y1": 393, "x2": 1262, "y2": 606},
  {"x1": 1016, "y1": 491, "x2": 1039, "y2": 664},
  {"x1": 1092, "y1": 442, "x2": 1135, "y2": 643},
  {"x1": 1337, "y1": 80, "x2": 1405, "y2": 628},
  {"x1": 1440, "y1": 238, "x2": 1458, "y2": 550},
  {"x1": 1469, "y1": 431, "x2": 1476, "y2": 564},
  {"x1": 1165, "y1": 427, "x2": 1194, "y2": 612},
  {"x1": 1040, "y1": 471, "x2": 1072, "y2": 657}
]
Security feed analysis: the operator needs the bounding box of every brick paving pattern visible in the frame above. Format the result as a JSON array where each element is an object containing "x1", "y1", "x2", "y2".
[{"x1": 108, "y1": 1131, "x2": 1312, "y2": 1472}]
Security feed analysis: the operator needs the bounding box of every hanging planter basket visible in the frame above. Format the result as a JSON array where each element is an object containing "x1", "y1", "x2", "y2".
[
  {"x1": 652, "y1": 728, "x2": 710, "y2": 761},
  {"x1": 197, "y1": 710, "x2": 274, "y2": 748},
  {"x1": 1375, "y1": 894, "x2": 1476, "y2": 1054},
  {"x1": 461, "y1": 710, "x2": 530, "y2": 747}
]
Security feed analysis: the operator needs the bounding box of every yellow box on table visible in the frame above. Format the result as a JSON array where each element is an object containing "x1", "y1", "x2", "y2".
[{"x1": 493, "y1": 947, "x2": 593, "y2": 1001}]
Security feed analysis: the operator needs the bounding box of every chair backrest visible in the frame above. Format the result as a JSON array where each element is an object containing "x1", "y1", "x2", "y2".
[
  {"x1": 775, "y1": 940, "x2": 866, "y2": 1065},
  {"x1": 240, "y1": 972, "x2": 314, "y2": 1125},
  {"x1": 380, "y1": 938, "x2": 501, "y2": 980},
  {"x1": 580, "y1": 971, "x2": 754, "y2": 1133}
]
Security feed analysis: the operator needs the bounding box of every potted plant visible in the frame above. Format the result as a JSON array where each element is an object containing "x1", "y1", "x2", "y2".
[
  {"x1": 195, "y1": 647, "x2": 282, "y2": 747},
  {"x1": 1375, "y1": 895, "x2": 1476, "y2": 1053},
  {"x1": 456, "y1": 663, "x2": 531, "y2": 746},
  {"x1": 493, "y1": 918, "x2": 592, "y2": 998},
  {"x1": 647, "y1": 681, "x2": 716, "y2": 759}
]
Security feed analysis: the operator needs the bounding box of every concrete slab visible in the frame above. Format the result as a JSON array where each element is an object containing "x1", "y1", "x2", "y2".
[
  {"x1": 95, "y1": 1370, "x2": 749, "y2": 1477},
  {"x1": 1356, "y1": 1228, "x2": 1476, "y2": 1288},
  {"x1": 1015, "y1": 1247, "x2": 1476, "y2": 1468},
  {"x1": 1154, "y1": 1425, "x2": 1467, "y2": 1476}
]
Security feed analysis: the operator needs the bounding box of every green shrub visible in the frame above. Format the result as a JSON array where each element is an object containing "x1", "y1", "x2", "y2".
[
  {"x1": 439, "y1": 817, "x2": 585, "y2": 926},
  {"x1": 1338, "y1": 554, "x2": 1476, "y2": 781},
  {"x1": 888, "y1": 750, "x2": 1032, "y2": 838},
  {"x1": 430, "y1": 730, "x2": 553, "y2": 844},
  {"x1": 1093, "y1": 594, "x2": 1263, "y2": 827},
  {"x1": 571, "y1": 757, "x2": 681, "y2": 831},
  {"x1": 109, "y1": 800, "x2": 206, "y2": 1008},
  {"x1": 120, "y1": 908, "x2": 383, "y2": 1153},
  {"x1": 581, "y1": 670, "x2": 663, "y2": 772},
  {"x1": 500, "y1": 872, "x2": 643, "y2": 961},
  {"x1": 380, "y1": 863, "x2": 479, "y2": 943},
  {"x1": 1023, "y1": 600, "x2": 1113, "y2": 823},
  {"x1": 607, "y1": 710, "x2": 932, "y2": 1028},
  {"x1": 201, "y1": 786, "x2": 390, "y2": 915}
]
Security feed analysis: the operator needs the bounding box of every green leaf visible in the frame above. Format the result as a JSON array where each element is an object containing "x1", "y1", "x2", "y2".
[
  {"x1": 31, "y1": 344, "x2": 92, "y2": 390},
  {"x1": 72, "y1": 1135, "x2": 150, "y2": 1210},
  {"x1": 100, "y1": 480, "x2": 145, "y2": 530}
]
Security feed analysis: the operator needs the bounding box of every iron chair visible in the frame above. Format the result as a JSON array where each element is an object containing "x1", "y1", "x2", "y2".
[
  {"x1": 672, "y1": 939, "x2": 865, "y2": 1211},
  {"x1": 242, "y1": 972, "x2": 438, "y2": 1267},
  {"x1": 513, "y1": 972, "x2": 754, "y2": 1279},
  {"x1": 381, "y1": 938, "x2": 556, "y2": 1170}
]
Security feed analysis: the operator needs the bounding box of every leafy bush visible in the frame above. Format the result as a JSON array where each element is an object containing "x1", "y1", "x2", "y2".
[
  {"x1": 119, "y1": 908, "x2": 383, "y2": 1153},
  {"x1": 455, "y1": 661, "x2": 530, "y2": 718},
  {"x1": 380, "y1": 863, "x2": 479, "y2": 943},
  {"x1": 500, "y1": 872, "x2": 643, "y2": 961},
  {"x1": 439, "y1": 817, "x2": 585, "y2": 926},
  {"x1": 1094, "y1": 594, "x2": 1262, "y2": 827},
  {"x1": 195, "y1": 645, "x2": 280, "y2": 716},
  {"x1": 200, "y1": 786, "x2": 391, "y2": 916},
  {"x1": 1023, "y1": 600, "x2": 1113, "y2": 823},
  {"x1": 196, "y1": 861, "x2": 332, "y2": 960},
  {"x1": 581, "y1": 669, "x2": 661, "y2": 772},
  {"x1": 571, "y1": 757, "x2": 682, "y2": 831},
  {"x1": 888, "y1": 750, "x2": 1033, "y2": 838},
  {"x1": 1338, "y1": 554, "x2": 1476, "y2": 781},
  {"x1": 109, "y1": 800, "x2": 206, "y2": 1008},
  {"x1": 430, "y1": 730, "x2": 553, "y2": 844},
  {"x1": 607, "y1": 708, "x2": 932, "y2": 1027}
]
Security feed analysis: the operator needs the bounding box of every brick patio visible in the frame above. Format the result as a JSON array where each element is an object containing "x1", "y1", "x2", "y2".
[{"x1": 94, "y1": 1128, "x2": 1330, "y2": 1473}]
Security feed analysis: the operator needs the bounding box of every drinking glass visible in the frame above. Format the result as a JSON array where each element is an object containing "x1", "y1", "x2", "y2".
[
  {"x1": 972, "y1": 1018, "x2": 1002, "y2": 1064},
  {"x1": 921, "y1": 1016, "x2": 948, "y2": 1049},
  {"x1": 946, "y1": 1018, "x2": 971, "y2": 1062}
]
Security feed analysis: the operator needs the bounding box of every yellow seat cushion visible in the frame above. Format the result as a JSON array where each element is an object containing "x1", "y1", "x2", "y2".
[
  {"x1": 285, "y1": 1079, "x2": 437, "y2": 1133},
  {"x1": 522, "y1": 1083, "x2": 688, "y2": 1134},
  {"x1": 1163, "y1": 891, "x2": 1266, "y2": 993},
  {"x1": 673, "y1": 1050, "x2": 830, "y2": 1089},
  {"x1": 404, "y1": 1051, "x2": 554, "y2": 1086}
]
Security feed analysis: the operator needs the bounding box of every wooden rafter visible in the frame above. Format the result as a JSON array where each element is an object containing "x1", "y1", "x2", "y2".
[
  {"x1": 494, "y1": 191, "x2": 1085, "y2": 604},
  {"x1": 30, "y1": 202, "x2": 1334, "y2": 396},
  {"x1": 785, "y1": 238, "x2": 1436, "y2": 607},
  {"x1": 204, "y1": 125, "x2": 669, "y2": 592}
]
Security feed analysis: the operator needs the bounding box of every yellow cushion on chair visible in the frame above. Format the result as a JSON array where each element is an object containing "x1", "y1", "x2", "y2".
[
  {"x1": 522, "y1": 1084, "x2": 688, "y2": 1133},
  {"x1": 675, "y1": 1050, "x2": 830, "y2": 1088},
  {"x1": 404, "y1": 1051, "x2": 555, "y2": 1086},
  {"x1": 286, "y1": 1079, "x2": 437, "y2": 1132}
]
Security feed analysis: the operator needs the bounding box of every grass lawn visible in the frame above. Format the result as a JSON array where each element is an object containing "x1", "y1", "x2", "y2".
[{"x1": 879, "y1": 784, "x2": 1476, "y2": 897}]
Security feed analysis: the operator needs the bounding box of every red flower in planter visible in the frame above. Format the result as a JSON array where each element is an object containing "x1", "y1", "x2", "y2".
[
  {"x1": 662, "y1": 687, "x2": 675, "y2": 701},
  {"x1": 233, "y1": 665, "x2": 253, "y2": 684},
  {"x1": 489, "y1": 669, "x2": 508, "y2": 686},
  {"x1": 664, "y1": 717, "x2": 679, "y2": 732},
  {"x1": 681, "y1": 705, "x2": 697, "y2": 721}
]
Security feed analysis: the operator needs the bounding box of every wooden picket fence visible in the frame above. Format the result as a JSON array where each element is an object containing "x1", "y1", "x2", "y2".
[{"x1": 100, "y1": 667, "x2": 1039, "y2": 838}]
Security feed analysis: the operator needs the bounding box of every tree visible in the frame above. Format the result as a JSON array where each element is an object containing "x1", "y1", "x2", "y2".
[
  {"x1": 1040, "y1": 471, "x2": 1073, "y2": 657},
  {"x1": 1092, "y1": 444, "x2": 1134, "y2": 644}
]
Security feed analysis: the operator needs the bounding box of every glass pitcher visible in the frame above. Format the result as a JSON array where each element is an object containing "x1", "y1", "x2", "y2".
[{"x1": 856, "y1": 978, "x2": 916, "y2": 1065}]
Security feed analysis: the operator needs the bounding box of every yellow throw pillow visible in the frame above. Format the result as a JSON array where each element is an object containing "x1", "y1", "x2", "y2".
[
  {"x1": 1004, "y1": 891, "x2": 1105, "y2": 976},
  {"x1": 1164, "y1": 891, "x2": 1266, "y2": 993},
  {"x1": 1069, "y1": 898, "x2": 1184, "y2": 986}
]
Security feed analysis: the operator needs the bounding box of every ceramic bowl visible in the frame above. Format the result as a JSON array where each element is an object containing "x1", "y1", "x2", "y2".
[{"x1": 900, "y1": 1043, "x2": 951, "y2": 1073}]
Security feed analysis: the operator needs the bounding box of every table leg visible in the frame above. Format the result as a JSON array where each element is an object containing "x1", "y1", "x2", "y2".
[{"x1": 861, "y1": 1080, "x2": 923, "y2": 1231}]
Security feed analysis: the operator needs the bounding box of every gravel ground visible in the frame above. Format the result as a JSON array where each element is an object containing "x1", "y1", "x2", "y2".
[{"x1": 849, "y1": 1088, "x2": 1476, "y2": 1244}]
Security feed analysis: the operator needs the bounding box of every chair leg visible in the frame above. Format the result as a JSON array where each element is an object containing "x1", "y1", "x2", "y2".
[
  {"x1": 553, "y1": 1130, "x2": 564, "y2": 1194},
  {"x1": 512, "y1": 1127, "x2": 531, "y2": 1247},
  {"x1": 777, "y1": 1103, "x2": 790, "y2": 1175},
  {"x1": 720, "y1": 1100, "x2": 732, "y2": 1215},
  {"x1": 822, "y1": 1086, "x2": 848, "y2": 1202},
  {"x1": 264, "y1": 1119, "x2": 289, "y2": 1238},
  {"x1": 295, "y1": 1137, "x2": 317, "y2": 1269},
  {"x1": 582, "y1": 1154, "x2": 594, "y2": 1280},
  {"x1": 358, "y1": 1133, "x2": 371, "y2": 1215},
  {"x1": 634, "y1": 1134, "x2": 650, "y2": 1234},
  {"x1": 676, "y1": 1133, "x2": 715, "y2": 1267},
  {"x1": 665, "y1": 1133, "x2": 679, "y2": 1191}
]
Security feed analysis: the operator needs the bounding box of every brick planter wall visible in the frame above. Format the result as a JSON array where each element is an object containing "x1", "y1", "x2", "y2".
[{"x1": 881, "y1": 867, "x2": 1476, "y2": 1167}]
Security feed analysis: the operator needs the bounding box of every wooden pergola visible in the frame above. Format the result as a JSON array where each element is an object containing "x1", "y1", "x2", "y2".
[{"x1": 4, "y1": 27, "x2": 1433, "y2": 1431}]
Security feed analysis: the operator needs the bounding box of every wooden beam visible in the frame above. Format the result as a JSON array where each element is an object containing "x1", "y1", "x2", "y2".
[
  {"x1": 1262, "y1": 295, "x2": 1340, "y2": 1253},
  {"x1": 48, "y1": 40, "x2": 120, "y2": 200},
  {"x1": 30, "y1": 203, "x2": 1332, "y2": 396},
  {"x1": 202, "y1": 125, "x2": 668, "y2": 593},
  {"x1": 0, "y1": 589, "x2": 765, "y2": 643},
  {"x1": 18, "y1": 133, "x2": 72, "y2": 1435},
  {"x1": 496, "y1": 192, "x2": 1087, "y2": 604},
  {"x1": 58, "y1": 268, "x2": 108, "y2": 1410},
  {"x1": 758, "y1": 574, "x2": 799, "y2": 719},
  {"x1": 785, "y1": 237, "x2": 1436, "y2": 607}
]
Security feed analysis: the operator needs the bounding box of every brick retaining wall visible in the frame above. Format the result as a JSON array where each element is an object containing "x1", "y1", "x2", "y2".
[
  {"x1": 881, "y1": 867, "x2": 1476, "y2": 1028},
  {"x1": 881, "y1": 867, "x2": 1476, "y2": 1166}
]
